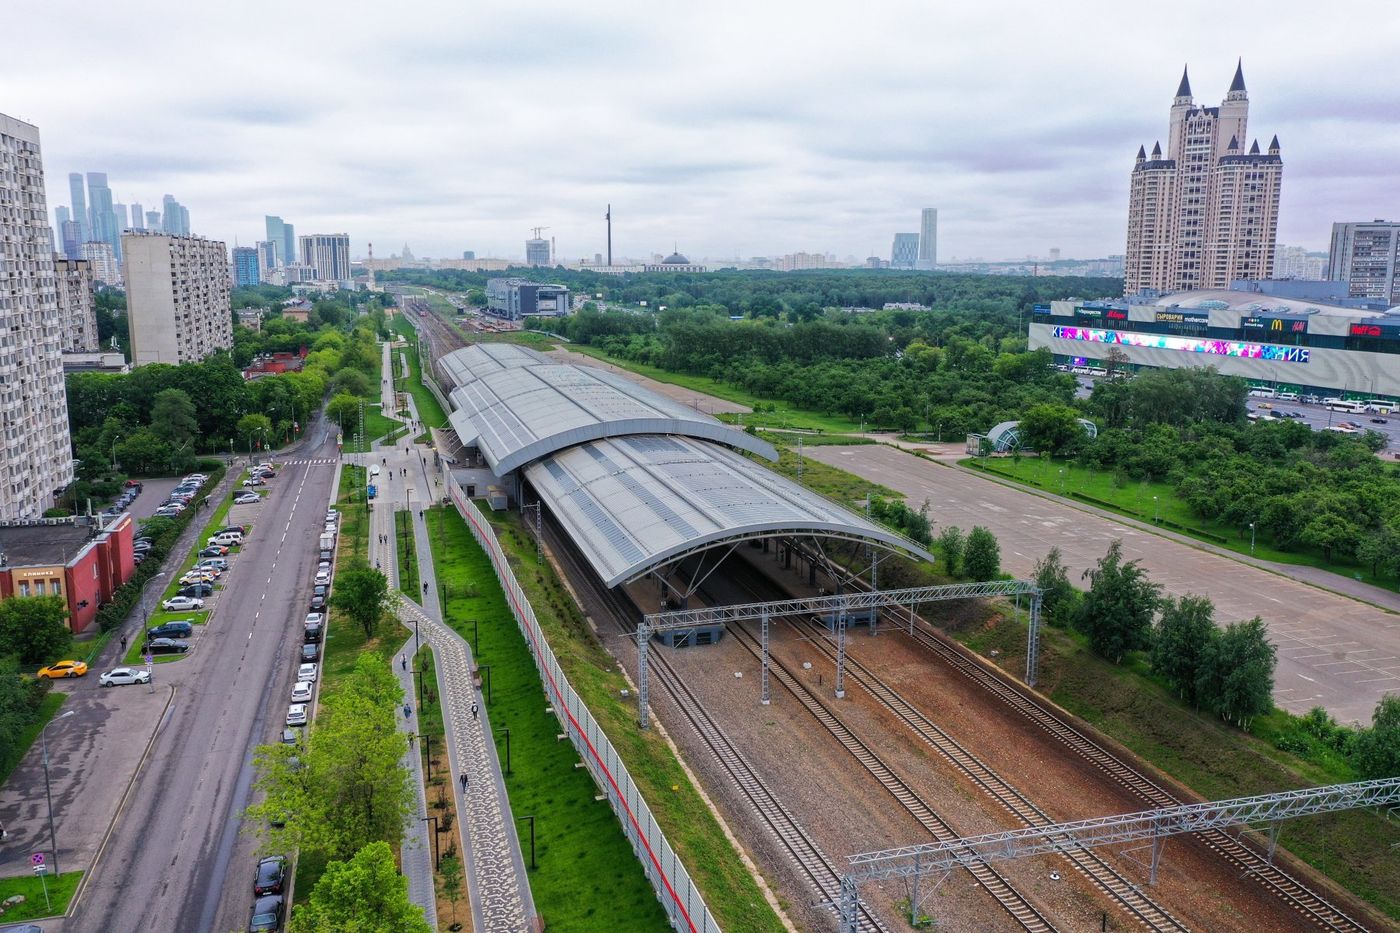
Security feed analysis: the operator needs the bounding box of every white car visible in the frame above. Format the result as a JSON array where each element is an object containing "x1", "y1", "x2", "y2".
[
  {"x1": 163, "y1": 596, "x2": 204, "y2": 611},
  {"x1": 99, "y1": 667, "x2": 151, "y2": 687},
  {"x1": 314, "y1": 570, "x2": 331, "y2": 585},
  {"x1": 291, "y1": 681, "x2": 313, "y2": 703},
  {"x1": 297, "y1": 663, "x2": 318, "y2": 683},
  {"x1": 325, "y1": 509, "x2": 339, "y2": 521},
  {"x1": 286, "y1": 704, "x2": 308, "y2": 727},
  {"x1": 304, "y1": 612, "x2": 324, "y2": 627},
  {"x1": 242, "y1": 477, "x2": 264, "y2": 487},
  {"x1": 234, "y1": 493, "x2": 260, "y2": 504}
]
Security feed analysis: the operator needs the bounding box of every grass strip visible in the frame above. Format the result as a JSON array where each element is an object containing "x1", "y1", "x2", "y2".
[
  {"x1": 426, "y1": 507, "x2": 675, "y2": 932},
  {"x1": 395, "y1": 510, "x2": 420, "y2": 599},
  {"x1": 0, "y1": 869, "x2": 82, "y2": 921},
  {"x1": 0, "y1": 692, "x2": 67, "y2": 786},
  {"x1": 433, "y1": 505, "x2": 786, "y2": 933},
  {"x1": 388, "y1": 318, "x2": 449, "y2": 429},
  {"x1": 410, "y1": 643, "x2": 469, "y2": 930}
]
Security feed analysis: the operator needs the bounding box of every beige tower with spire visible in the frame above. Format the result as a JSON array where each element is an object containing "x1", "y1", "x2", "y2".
[{"x1": 1125, "y1": 61, "x2": 1282, "y2": 295}]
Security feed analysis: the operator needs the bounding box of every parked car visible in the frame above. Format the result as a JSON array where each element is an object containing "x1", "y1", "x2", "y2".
[
  {"x1": 253, "y1": 855, "x2": 288, "y2": 896},
  {"x1": 197, "y1": 558, "x2": 229, "y2": 571},
  {"x1": 242, "y1": 477, "x2": 264, "y2": 488},
  {"x1": 147, "y1": 621, "x2": 193, "y2": 640},
  {"x1": 209, "y1": 532, "x2": 243, "y2": 548},
  {"x1": 325, "y1": 508, "x2": 338, "y2": 521},
  {"x1": 248, "y1": 894, "x2": 285, "y2": 932},
  {"x1": 234, "y1": 493, "x2": 260, "y2": 505},
  {"x1": 178, "y1": 584, "x2": 214, "y2": 598},
  {"x1": 304, "y1": 612, "x2": 324, "y2": 626},
  {"x1": 37, "y1": 660, "x2": 88, "y2": 679},
  {"x1": 280, "y1": 729, "x2": 298, "y2": 745},
  {"x1": 124, "y1": 479, "x2": 143, "y2": 489},
  {"x1": 300, "y1": 643, "x2": 319, "y2": 662},
  {"x1": 147, "y1": 638, "x2": 190, "y2": 655},
  {"x1": 297, "y1": 662, "x2": 317, "y2": 683},
  {"x1": 218, "y1": 525, "x2": 248, "y2": 535},
  {"x1": 285, "y1": 704, "x2": 308, "y2": 727},
  {"x1": 318, "y1": 549, "x2": 332, "y2": 563},
  {"x1": 100, "y1": 667, "x2": 151, "y2": 687},
  {"x1": 163, "y1": 596, "x2": 204, "y2": 611},
  {"x1": 291, "y1": 681, "x2": 313, "y2": 703},
  {"x1": 309, "y1": 594, "x2": 326, "y2": 611},
  {"x1": 199, "y1": 546, "x2": 228, "y2": 558},
  {"x1": 314, "y1": 569, "x2": 331, "y2": 586},
  {"x1": 303, "y1": 622, "x2": 322, "y2": 644}
]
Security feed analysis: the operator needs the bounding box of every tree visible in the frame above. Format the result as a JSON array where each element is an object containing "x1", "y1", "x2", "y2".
[
  {"x1": 236, "y1": 412, "x2": 274, "y2": 453},
  {"x1": 1018, "y1": 404, "x2": 1083, "y2": 456},
  {"x1": 936, "y1": 526, "x2": 965, "y2": 576},
  {"x1": 332, "y1": 558, "x2": 394, "y2": 639},
  {"x1": 114, "y1": 430, "x2": 173, "y2": 476},
  {"x1": 438, "y1": 853, "x2": 465, "y2": 926},
  {"x1": 326, "y1": 393, "x2": 362, "y2": 434},
  {"x1": 1197, "y1": 617, "x2": 1275, "y2": 729},
  {"x1": 150, "y1": 388, "x2": 198, "y2": 445},
  {"x1": 249, "y1": 655, "x2": 414, "y2": 863},
  {"x1": 0, "y1": 597, "x2": 73, "y2": 665},
  {"x1": 1150, "y1": 594, "x2": 1217, "y2": 706},
  {"x1": 290, "y1": 841, "x2": 432, "y2": 933},
  {"x1": 1032, "y1": 547, "x2": 1076, "y2": 626},
  {"x1": 1353, "y1": 695, "x2": 1400, "y2": 779},
  {"x1": 1355, "y1": 526, "x2": 1400, "y2": 580},
  {"x1": 963, "y1": 526, "x2": 1000, "y2": 580},
  {"x1": 0, "y1": 657, "x2": 52, "y2": 775},
  {"x1": 1075, "y1": 540, "x2": 1161, "y2": 663},
  {"x1": 329, "y1": 367, "x2": 371, "y2": 399}
]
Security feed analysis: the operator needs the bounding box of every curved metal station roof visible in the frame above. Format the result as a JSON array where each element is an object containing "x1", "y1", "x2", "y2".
[
  {"x1": 440, "y1": 344, "x2": 776, "y2": 475},
  {"x1": 525, "y1": 434, "x2": 936, "y2": 587}
]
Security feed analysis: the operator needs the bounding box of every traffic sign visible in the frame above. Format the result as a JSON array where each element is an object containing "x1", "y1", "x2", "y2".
[{"x1": 31, "y1": 852, "x2": 44, "y2": 867}]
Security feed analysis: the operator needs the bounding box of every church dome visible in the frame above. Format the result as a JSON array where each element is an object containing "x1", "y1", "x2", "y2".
[{"x1": 662, "y1": 252, "x2": 690, "y2": 265}]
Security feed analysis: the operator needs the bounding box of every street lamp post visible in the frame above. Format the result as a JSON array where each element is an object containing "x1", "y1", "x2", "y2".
[
  {"x1": 1153, "y1": 496, "x2": 1160, "y2": 523},
  {"x1": 111, "y1": 435, "x2": 121, "y2": 471},
  {"x1": 498, "y1": 726, "x2": 512, "y2": 776},
  {"x1": 42, "y1": 711, "x2": 77, "y2": 875},
  {"x1": 1249, "y1": 522, "x2": 1256, "y2": 556},
  {"x1": 420, "y1": 815, "x2": 440, "y2": 869},
  {"x1": 518, "y1": 815, "x2": 537, "y2": 869},
  {"x1": 479, "y1": 664, "x2": 492, "y2": 704}
]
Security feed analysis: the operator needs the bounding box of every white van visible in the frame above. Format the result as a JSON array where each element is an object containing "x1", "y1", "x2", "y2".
[
  {"x1": 1248, "y1": 388, "x2": 1276, "y2": 399},
  {"x1": 1275, "y1": 392, "x2": 1299, "y2": 402},
  {"x1": 209, "y1": 531, "x2": 244, "y2": 547}
]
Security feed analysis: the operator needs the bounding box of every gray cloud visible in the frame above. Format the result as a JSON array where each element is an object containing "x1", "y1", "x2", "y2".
[{"x1": 9, "y1": 0, "x2": 1398, "y2": 261}]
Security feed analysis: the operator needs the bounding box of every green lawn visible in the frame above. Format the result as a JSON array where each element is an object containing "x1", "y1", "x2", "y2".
[
  {"x1": 767, "y1": 444, "x2": 899, "y2": 510},
  {"x1": 394, "y1": 510, "x2": 420, "y2": 599},
  {"x1": 0, "y1": 691, "x2": 67, "y2": 786},
  {"x1": 566, "y1": 344, "x2": 862, "y2": 433},
  {"x1": 426, "y1": 507, "x2": 672, "y2": 932},
  {"x1": 388, "y1": 318, "x2": 449, "y2": 429},
  {"x1": 0, "y1": 869, "x2": 82, "y2": 921},
  {"x1": 459, "y1": 507, "x2": 786, "y2": 933},
  {"x1": 342, "y1": 405, "x2": 402, "y2": 454},
  {"x1": 965, "y1": 456, "x2": 1394, "y2": 588}
]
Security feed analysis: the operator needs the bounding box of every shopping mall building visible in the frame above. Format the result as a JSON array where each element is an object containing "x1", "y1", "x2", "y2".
[{"x1": 1028, "y1": 281, "x2": 1400, "y2": 401}]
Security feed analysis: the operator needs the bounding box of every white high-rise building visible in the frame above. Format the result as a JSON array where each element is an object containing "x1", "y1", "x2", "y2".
[
  {"x1": 81, "y1": 240, "x2": 120, "y2": 285},
  {"x1": 0, "y1": 113, "x2": 75, "y2": 519},
  {"x1": 298, "y1": 233, "x2": 351, "y2": 284},
  {"x1": 122, "y1": 231, "x2": 233, "y2": 366},
  {"x1": 53, "y1": 257, "x2": 99, "y2": 351},
  {"x1": 917, "y1": 208, "x2": 937, "y2": 269},
  {"x1": 1328, "y1": 221, "x2": 1400, "y2": 305}
]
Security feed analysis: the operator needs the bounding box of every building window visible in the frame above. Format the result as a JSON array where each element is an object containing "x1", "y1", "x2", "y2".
[{"x1": 18, "y1": 582, "x2": 29, "y2": 597}]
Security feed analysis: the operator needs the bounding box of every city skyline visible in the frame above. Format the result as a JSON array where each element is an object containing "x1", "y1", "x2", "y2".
[{"x1": 8, "y1": 1, "x2": 1400, "y2": 263}]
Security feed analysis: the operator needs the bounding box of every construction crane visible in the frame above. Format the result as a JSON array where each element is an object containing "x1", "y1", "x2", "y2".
[{"x1": 530, "y1": 226, "x2": 550, "y2": 239}]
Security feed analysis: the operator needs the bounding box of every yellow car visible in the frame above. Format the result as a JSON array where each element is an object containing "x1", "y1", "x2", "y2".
[{"x1": 38, "y1": 660, "x2": 88, "y2": 679}]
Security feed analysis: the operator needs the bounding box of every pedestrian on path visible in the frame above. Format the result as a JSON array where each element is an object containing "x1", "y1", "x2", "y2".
[
  {"x1": 403, "y1": 703, "x2": 412, "y2": 719},
  {"x1": 459, "y1": 771, "x2": 469, "y2": 792},
  {"x1": 423, "y1": 581, "x2": 429, "y2": 596},
  {"x1": 120, "y1": 634, "x2": 127, "y2": 651},
  {"x1": 471, "y1": 702, "x2": 478, "y2": 720},
  {"x1": 401, "y1": 654, "x2": 407, "y2": 671}
]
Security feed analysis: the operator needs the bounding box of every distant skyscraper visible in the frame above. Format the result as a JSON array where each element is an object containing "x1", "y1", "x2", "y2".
[
  {"x1": 525, "y1": 238, "x2": 551, "y2": 266},
  {"x1": 463, "y1": 250, "x2": 476, "y2": 260},
  {"x1": 86, "y1": 172, "x2": 121, "y2": 260},
  {"x1": 1273, "y1": 244, "x2": 1325, "y2": 281},
  {"x1": 59, "y1": 221, "x2": 82, "y2": 260},
  {"x1": 264, "y1": 216, "x2": 285, "y2": 266},
  {"x1": 1125, "y1": 61, "x2": 1282, "y2": 295},
  {"x1": 1328, "y1": 221, "x2": 1400, "y2": 305},
  {"x1": 282, "y1": 223, "x2": 295, "y2": 269},
  {"x1": 917, "y1": 208, "x2": 938, "y2": 269},
  {"x1": 145, "y1": 210, "x2": 161, "y2": 230},
  {"x1": 232, "y1": 246, "x2": 261, "y2": 287},
  {"x1": 123, "y1": 231, "x2": 233, "y2": 366},
  {"x1": 256, "y1": 240, "x2": 278, "y2": 280},
  {"x1": 160, "y1": 195, "x2": 190, "y2": 235},
  {"x1": 298, "y1": 233, "x2": 351, "y2": 283},
  {"x1": 55, "y1": 205, "x2": 70, "y2": 229},
  {"x1": 68, "y1": 172, "x2": 88, "y2": 243},
  {"x1": 891, "y1": 233, "x2": 920, "y2": 269},
  {"x1": 131, "y1": 203, "x2": 144, "y2": 230},
  {"x1": 0, "y1": 113, "x2": 75, "y2": 519},
  {"x1": 113, "y1": 202, "x2": 127, "y2": 236}
]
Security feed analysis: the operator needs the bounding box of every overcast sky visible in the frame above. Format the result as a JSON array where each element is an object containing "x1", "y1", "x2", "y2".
[{"x1": 9, "y1": 0, "x2": 1399, "y2": 263}]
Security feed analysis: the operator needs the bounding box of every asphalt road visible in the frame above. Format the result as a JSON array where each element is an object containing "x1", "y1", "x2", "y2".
[
  {"x1": 807, "y1": 443, "x2": 1400, "y2": 723},
  {"x1": 60, "y1": 419, "x2": 340, "y2": 933}
]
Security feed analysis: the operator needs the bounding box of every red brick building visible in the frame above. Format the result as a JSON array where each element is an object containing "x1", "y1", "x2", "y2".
[{"x1": 0, "y1": 514, "x2": 136, "y2": 634}]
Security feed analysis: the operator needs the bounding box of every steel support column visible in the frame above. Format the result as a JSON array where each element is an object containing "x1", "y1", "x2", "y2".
[
  {"x1": 837, "y1": 874, "x2": 860, "y2": 933},
  {"x1": 1025, "y1": 593, "x2": 1042, "y2": 687},
  {"x1": 760, "y1": 609, "x2": 771, "y2": 705},
  {"x1": 637, "y1": 625, "x2": 650, "y2": 729},
  {"x1": 835, "y1": 611, "x2": 848, "y2": 699}
]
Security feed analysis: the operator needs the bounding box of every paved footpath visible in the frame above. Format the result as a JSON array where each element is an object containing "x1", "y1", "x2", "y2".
[
  {"x1": 364, "y1": 340, "x2": 535, "y2": 931},
  {"x1": 393, "y1": 633, "x2": 439, "y2": 931}
]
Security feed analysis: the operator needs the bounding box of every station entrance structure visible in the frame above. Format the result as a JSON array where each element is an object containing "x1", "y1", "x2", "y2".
[{"x1": 638, "y1": 579, "x2": 1043, "y2": 729}]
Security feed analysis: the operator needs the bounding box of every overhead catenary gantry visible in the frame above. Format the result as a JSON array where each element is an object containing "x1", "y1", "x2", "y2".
[
  {"x1": 835, "y1": 777, "x2": 1400, "y2": 933},
  {"x1": 637, "y1": 578, "x2": 1043, "y2": 729}
]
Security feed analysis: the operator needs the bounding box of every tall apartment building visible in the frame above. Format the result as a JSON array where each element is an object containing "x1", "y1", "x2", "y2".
[
  {"x1": 59, "y1": 220, "x2": 82, "y2": 260},
  {"x1": 255, "y1": 240, "x2": 278, "y2": 280},
  {"x1": 122, "y1": 231, "x2": 233, "y2": 366},
  {"x1": 130, "y1": 203, "x2": 144, "y2": 230},
  {"x1": 53, "y1": 257, "x2": 99, "y2": 351},
  {"x1": 0, "y1": 113, "x2": 76, "y2": 519},
  {"x1": 890, "y1": 233, "x2": 919, "y2": 268},
  {"x1": 1328, "y1": 221, "x2": 1400, "y2": 305},
  {"x1": 231, "y1": 245, "x2": 261, "y2": 287},
  {"x1": 80, "y1": 240, "x2": 120, "y2": 285},
  {"x1": 1273, "y1": 244, "x2": 1327, "y2": 281},
  {"x1": 525, "y1": 237, "x2": 551, "y2": 266},
  {"x1": 1124, "y1": 62, "x2": 1282, "y2": 295},
  {"x1": 917, "y1": 207, "x2": 938, "y2": 269},
  {"x1": 298, "y1": 233, "x2": 351, "y2": 283}
]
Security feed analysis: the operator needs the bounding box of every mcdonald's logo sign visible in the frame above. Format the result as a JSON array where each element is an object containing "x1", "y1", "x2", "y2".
[{"x1": 1270, "y1": 318, "x2": 1284, "y2": 331}]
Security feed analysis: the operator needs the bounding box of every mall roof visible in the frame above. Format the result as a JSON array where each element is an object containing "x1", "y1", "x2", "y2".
[
  {"x1": 525, "y1": 434, "x2": 936, "y2": 587},
  {"x1": 1146, "y1": 290, "x2": 1396, "y2": 319},
  {"x1": 441, "y1": 344, "x2": 776, "y2": 476}
]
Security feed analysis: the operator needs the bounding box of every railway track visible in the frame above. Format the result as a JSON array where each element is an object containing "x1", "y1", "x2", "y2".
[
  {"x1": 777, "y1": 546, "x2": 1373, "y2": 932},
  {"x1": 715, "y1": 618, "x2": 1059, "y2": 932},
  {"x1": 543, "y1": 518, "x2": 891, "y2": 933}
]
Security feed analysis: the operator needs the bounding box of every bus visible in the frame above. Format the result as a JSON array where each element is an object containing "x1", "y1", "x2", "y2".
[
  {"x1": 1327, "y1": 400, "x2": 1367, "y2": 414},
  {"x1": 1364, "y1": 399, "x2": 1394, "y2": 414}
]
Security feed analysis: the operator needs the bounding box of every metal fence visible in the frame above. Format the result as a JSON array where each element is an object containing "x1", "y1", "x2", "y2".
[{"x1": 445, "y1": 472, "x2": 719, "y2": 933}]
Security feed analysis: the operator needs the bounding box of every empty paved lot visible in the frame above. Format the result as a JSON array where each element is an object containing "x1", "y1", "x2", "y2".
[{"x1": 809, "y1": 443, "x2": 1400, "y2": 724}]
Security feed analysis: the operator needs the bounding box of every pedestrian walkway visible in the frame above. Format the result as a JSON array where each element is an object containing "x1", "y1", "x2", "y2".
[{"x1": 395, "y1": 635, "x2": 439, "y2": 931}]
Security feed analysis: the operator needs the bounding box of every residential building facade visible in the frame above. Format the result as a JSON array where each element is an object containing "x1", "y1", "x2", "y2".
[
  {"x1": 0, "y1": 113, "x2": 76, "y2": 519},
  {"x1": 53, "y1": 257, "x2": 99, "y2": 351},
  {"x1": 232, "y1": 245, "x2": 261, "y2": 287},
  {"x1": 122, "y1": 231, "x2": 233, "y2": 366},
  {"x1": 890, "y1": 233, "x2": 919, "y2": 269},
  {"x1": 1124, "y1": 62, "x2": 1282, "y2": 295},
  {"x1": 80, "y1": 240, "x2": 120, "y2": 285},
  {"x1": 1328, "y1": 221, "x2": 1400, "y2": 306},
  {"x1": 298, "y1": 233, "x2": 350, "y2": 283}
]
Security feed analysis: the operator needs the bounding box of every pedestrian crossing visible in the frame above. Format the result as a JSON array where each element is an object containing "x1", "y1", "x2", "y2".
[{"x1": 275, "y1": 457, "x2": 339, "y2": 465}]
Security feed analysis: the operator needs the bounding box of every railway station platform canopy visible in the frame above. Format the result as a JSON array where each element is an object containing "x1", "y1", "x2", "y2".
[
  {"x1": 525, "y1": 434, "x2": 937, "y2": 588},
  {"x1": 439, "y1": 343, "x2": 777, "y2": 476}
]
